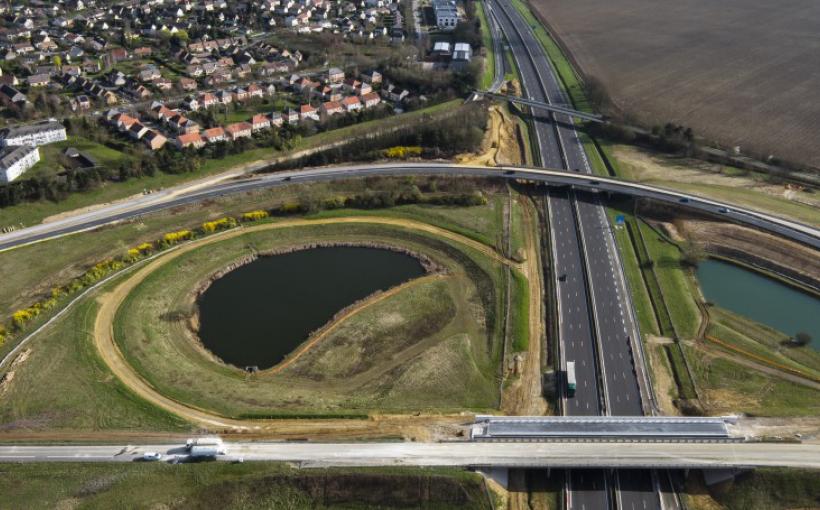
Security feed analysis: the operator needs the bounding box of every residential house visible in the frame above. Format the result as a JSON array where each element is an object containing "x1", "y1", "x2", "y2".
[
  {"x1": 178, "y1": 77, "x2": 197, "y2": 91},
  {"x1": 326, "y1": 67, "x2": 344, "y2": 84},
  {"x1": 284, "y1": 108, "x2": 299, "y2": 124},
  {"x1": 26, "y1": 74, "x2": 50, "y2": 87},
  {"x1": 321, "y1": 100, "x2": 343, "y2": 119},
  {"x1": 250, "y1": 114, "x2": 270, "y2": 132},
  {"x1": 225, "y1": 121, "x2": 252, "y2": 140},
  {"x1": 299, "y1": 103, "x2": 318, "y2": 121},
  {"x1": 127, "y1": 122, "x2": 148, "y2": 140},
  {"x1": 270, "y1": 111, "x2": 283, "y2": 127},
  {"x1": 0, "y1": 84, "x2": 28, "y2": 107},
  {"x1": 202, "y1": 126, "x2": 226, "y2": 143},
  {"x1": 341, "y1": 95, "x2": 361, "y2": 112},
  {"x1": 143, "y1": 129, "x2": 167, "y2": 150},
  {"x1": 177, "y1": 132, "x2": 205, "y2": 149},
  {"x1": 360, "y1": 91, "x2": 381, "y2": 108}
]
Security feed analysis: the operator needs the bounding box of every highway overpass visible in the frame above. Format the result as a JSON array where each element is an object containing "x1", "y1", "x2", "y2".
[
  {"x1": 479, "y1": 91, "x2": 606, "y2": 123},
  {"x1": 0, "y1": 442, "x2": 816, "y2": 469},
  {"x1": 0, "y1": 164, "x2": 816, "y2": 253}
]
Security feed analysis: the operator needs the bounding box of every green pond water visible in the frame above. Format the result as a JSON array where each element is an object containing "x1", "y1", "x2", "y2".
[
  {"x1": 197, "y1": 246, "x2": 426, "y2": 369},
  {"x1": 696, "y1": 259, "x2": 820, "y2": 349}
]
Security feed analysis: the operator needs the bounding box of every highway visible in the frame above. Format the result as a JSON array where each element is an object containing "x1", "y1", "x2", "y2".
[
  {"x1": 486, "y1": 0, "x2": 653, "y2": 507},
  {"x1": 0, "y1": 441, "x2": 817, "y2": 469}
]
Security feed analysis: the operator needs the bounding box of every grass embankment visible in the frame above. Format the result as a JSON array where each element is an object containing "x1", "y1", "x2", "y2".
[
  {"x1": 0, "y1": 100, "x2": 463, "y2": 229},
  {"x1": 685, "y1": 468, "x2": 820, "y2": 510},
  {"x1": 0, "y1": 190, "x2": 517, "y2": 431},
  {"x1": 112, "y1": 222, "x2": 507, "y2": 417},
  {"x1": 0, "y1": 298, "x2": 189, "y2": 432},
  {"x1": 476, "y1": 1, "x2": 497, "y2": 90},
  {"x1": 0, "y1": 463, "x2": 491, "y2": 510},
  {"x1": 0, "y1": 179, "x2": 505, "y2": 325},
  {"x1": 706, "y1": 307, "x2": 820, "y2": 379}
]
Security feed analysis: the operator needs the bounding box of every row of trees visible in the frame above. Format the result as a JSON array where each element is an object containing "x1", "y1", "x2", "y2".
[{"x1": 271, "y1": 103, "x2": 487, "y2": 170}]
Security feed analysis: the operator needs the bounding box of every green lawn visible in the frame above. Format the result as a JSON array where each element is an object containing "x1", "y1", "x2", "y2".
[
  {"x1": 27, "y1": 136, "x2": 129, "y2": 179},
  {"x1": 637, "y1": 220, "x2": 701, "y2": 339},
  {"x1": 684, "y1": 343, "x2": 820, "y2": 416},
  {"x1": 0, "y1": 463, "x2": 491, "y2": 510},
  {"x1": 694, "y1": 468, "x2": 820, "y2": 510},
  {"x1": 0, "y1": 298, "x2": 190, "y2": 433}
]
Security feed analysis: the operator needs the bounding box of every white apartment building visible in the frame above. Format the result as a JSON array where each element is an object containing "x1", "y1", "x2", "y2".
[
  {"x1": 0, "y1": 144, "x2": 40, "y2": 183},
  {"x1": 0, "y1": 120, "x2": 67, "y2": 148}
]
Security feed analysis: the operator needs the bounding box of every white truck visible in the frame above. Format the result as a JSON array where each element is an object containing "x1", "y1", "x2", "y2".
[{"x1": 186, "y1": 437, "x2": 227, "y2": 458}]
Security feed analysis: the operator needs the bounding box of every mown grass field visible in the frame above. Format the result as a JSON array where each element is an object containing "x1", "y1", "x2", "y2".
[
  {"x1": 0, "y1": 462, "x2": 491, "y2": 510},
  {"x1": 112, "y1": 223, "x2": 508, "y2": 417},
  {"x1": 0, "y1": 187, "x2": 522, "y2": 431},
  {"x1": 530, "y1": 0, "x2": 820, "y2": 169}
]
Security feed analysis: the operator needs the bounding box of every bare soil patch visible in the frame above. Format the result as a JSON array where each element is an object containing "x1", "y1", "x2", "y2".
[{"x1": 531, "y1": 0, "x2": 820, "y2": 168}]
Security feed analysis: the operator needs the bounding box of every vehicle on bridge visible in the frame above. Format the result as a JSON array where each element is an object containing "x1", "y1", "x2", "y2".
[{"x1": 566, "y1": 361, "x2": 576, "y2": 397}]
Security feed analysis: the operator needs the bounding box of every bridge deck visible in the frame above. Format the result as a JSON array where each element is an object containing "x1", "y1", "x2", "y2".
[{"x1": 472, "y1": 416, "x2": 732, "y2": 440}]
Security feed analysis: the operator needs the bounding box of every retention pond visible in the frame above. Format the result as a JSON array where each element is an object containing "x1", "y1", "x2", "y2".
[
  {"x1": 197, "y1": 246, "x2": 426, "y2": 369},
  {"x1": 696, "y1": 259, "x2": 820, "y2": 348}
]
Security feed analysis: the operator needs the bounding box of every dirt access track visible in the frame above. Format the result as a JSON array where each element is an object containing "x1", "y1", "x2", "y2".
[
  {"x1": 93, "y1": 216, "x2": 527, "y2": 437},
  {"x1": 531, "y1": 0, "x2": 820, "y2": 168}
]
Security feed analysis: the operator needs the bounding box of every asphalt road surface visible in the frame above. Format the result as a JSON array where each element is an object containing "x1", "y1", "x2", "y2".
[{"x1": 0, "y1": 442, "x2": 816, "y2": 468}]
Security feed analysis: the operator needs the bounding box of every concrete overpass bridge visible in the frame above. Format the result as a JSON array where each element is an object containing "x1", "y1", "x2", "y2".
[
  {"x1": 477, "y1": 91, "x2": 606, "y2": 123},
  {"x1": 0, "y1": 441, "x2": 816, "y2": 469}
]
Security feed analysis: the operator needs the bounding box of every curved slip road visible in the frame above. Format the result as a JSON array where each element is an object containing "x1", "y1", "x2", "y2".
[{"x1": 1, "y1": 163, "x2": 817, "y2": 254}]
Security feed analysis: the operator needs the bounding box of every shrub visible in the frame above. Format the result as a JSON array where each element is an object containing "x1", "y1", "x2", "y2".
[
  {"x1": 162, "y1": 229, "x2": 193, "y2": 245},
  {"x1": 201, "y1": 217, "x2": 237, "y2": 233},
  {"x1": 12, "y1": 308, "x2": 37, "y2": 330},
  {"x1": 241, "y1": 210, "x2": 269, "y2": 222},
  {"x1": 384, "y1": 146, "x2": 423, "y2": 159}
]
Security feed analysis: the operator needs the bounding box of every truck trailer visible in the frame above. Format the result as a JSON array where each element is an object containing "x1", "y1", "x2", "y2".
[{"x1": 566, "y1": 361, "x2": 576, "y2": 397}]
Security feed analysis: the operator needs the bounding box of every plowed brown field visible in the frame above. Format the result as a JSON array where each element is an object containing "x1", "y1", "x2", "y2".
[{"x1": 531, "y1": 0, "x2": 820, "y2": 168}]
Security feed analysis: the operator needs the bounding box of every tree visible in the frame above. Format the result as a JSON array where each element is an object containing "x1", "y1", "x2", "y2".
[{"x1": 791, "y1": 332, "x2": 812, "y2": 347}]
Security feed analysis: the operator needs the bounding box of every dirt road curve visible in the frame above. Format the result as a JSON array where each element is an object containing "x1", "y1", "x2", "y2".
[{"x1": 93, "y1": 216, "x2": 520, "y2": 434}]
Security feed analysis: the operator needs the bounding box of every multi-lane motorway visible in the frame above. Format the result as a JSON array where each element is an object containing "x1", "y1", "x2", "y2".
[
  {"x1": 0, "y1": 441, "x2": 817, "y2": 469},
  {"x1": 486, "y1": 0, "x2": 655, "y2": 507}
]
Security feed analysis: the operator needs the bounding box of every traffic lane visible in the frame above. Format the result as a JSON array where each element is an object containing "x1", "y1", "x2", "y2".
[
  {"x1": 549, "y1": 190, "x2": 601, "y2": 416},
  {"x1": 575, "y1": 194, "x2": 643, "y2": 416},
  {"x1": 617, "y1": 470, "x2": 661, "y2": 510},
  {"x1": 569, "y1": 469, "x2": 610, "y2": 510}
]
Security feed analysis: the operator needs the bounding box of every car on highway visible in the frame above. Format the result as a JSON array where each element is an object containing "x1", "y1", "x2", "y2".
[
  {"x1": 142, "y1": 452, "x2": 162, "y2": 461},
  {"x1": 679, "y1": 197, "x2": 690, "y2": 203},
  {"x1": 718, "y1": 207, "x2": 731, "y2": 213}
]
